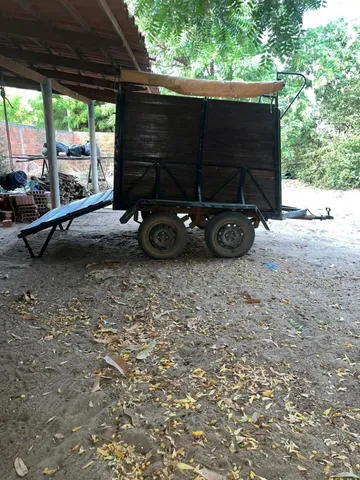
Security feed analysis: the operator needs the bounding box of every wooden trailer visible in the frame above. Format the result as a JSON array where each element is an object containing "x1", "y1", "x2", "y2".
[{"x1": 112, "y1": 71, "x2": 315, "y2": 259}]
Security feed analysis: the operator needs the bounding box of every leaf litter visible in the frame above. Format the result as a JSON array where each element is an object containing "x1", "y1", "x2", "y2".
[{"x1": 7, "y1": 252, "x2": 360, "y2": 480}]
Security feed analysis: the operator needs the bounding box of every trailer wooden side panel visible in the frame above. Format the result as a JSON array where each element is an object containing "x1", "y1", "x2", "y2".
[{"x1": 114, "y1": 93, "x2": 281, "y2": 217}]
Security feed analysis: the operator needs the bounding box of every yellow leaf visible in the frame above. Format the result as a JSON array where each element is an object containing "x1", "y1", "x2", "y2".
[
  {"x1": 71, "y1": 444, "x2": 79, "y2": 452},
  {"x1": 72, "y1": 426, "x2": 82, "y2": 432},
  {"x1": 82, "y1": 461, "x2": 94, "y2": 469},
  {"x1": 263, "y1": 390, "x2": 274, "y2": 398},
  {"x1": 323, "y1": 408, "x2": 332, "y2": 416},
  {"x1": 250, "y1": 471, "x2": 256, "y2": 479},
  {"x1": 177, "y1": 462, "x2": 194, "y2": 470},
  {"x1": 192, "y1": 431, "x2": 204, "y2": 439},
  {"x1": 42, "y1": 468, "x2": 58, "y2": 475}
]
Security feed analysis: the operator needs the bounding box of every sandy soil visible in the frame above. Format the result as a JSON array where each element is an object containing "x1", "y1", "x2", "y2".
[{"x1": 0, "y1": 180, "x2": 359, "y2": 480}]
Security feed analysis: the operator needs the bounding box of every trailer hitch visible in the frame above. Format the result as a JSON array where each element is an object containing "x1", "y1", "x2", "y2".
[{"x1": 282, "y1": 206, "x2": 333, "y2": 220}]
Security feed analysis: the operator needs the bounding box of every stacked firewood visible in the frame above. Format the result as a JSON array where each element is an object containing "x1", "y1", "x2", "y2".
[{"x1": 39, "y1": 172, "x2": 88, "y2": 204}]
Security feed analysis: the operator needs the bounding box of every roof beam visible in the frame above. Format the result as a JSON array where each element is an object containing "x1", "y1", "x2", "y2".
[
  {"x1": 52, "y1": 80, "x2": 91, "y2": 104},
  {"x1": 0, "y1": 17, "x2": 119, "y2": 48},
  {"x1": 1, "y1": 46, "x2": 148, "y2": 72},
  {"x1": 0, "y1": 48, "x2": 121, "y2": 75},
  {"x1": 0, "y1": 77, "x2": 40, "y2": 92},
  {"x1": 69, "y1": 86, "x2": 116, "y2": 103},
  {"x1": 34, "y1": 68, "x2": 117, "y2": 89},
  {"x1": 96, "y1": 0, "x2": 140, "y2": 70},
  {"x1": 0, "y1": 53, "x2": 45, "y2": 84},
  {"x1": 0, "y1": 54, "x2": 91, "y2": 104},
  {"x1": 15, "y1": 0, "x2": 42, "y2": 20},
  {"x1": 57, "y1": 0, "x2": 91, "y2": 32}
]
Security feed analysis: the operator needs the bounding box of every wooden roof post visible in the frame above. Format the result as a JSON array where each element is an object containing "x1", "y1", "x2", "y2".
[
  {"x1": 87, "y1": 100, "x2": 99, "y2": 193},
  {"x1": 41, "y1": 78, "x2": 61, "y2": 209}
]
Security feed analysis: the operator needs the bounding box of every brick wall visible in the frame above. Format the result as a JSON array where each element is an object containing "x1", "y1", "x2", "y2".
[{"x1": 0, "y1": 122, "x2": 114, "y2": 178}]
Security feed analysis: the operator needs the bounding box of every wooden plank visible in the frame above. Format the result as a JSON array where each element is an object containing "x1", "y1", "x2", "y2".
[
  {"x1": 34, "y1": 68, "x2": 116, "y2": 89},
  {"x1": 58, "y1": 0, "x2": 91, "y2": 31},
  {"x1": 120, "y1": 69, "x2": 284, "y2": 99},
  {"x1": 52, "y1": 80, "x2": 91, "y2": 104},
  {"x1": 0, "y1": 17, "x2": 119, "y2": 48},
  {"x1": 96, "y1": 0, "x2": 140, "y2": 70},
  {"x1": 0, "y1": 53, "x2": 46, "y2": 84},
  {"x1": 0, "y1": 48, "x2": 119, "y2": 75},
  {"x1": 0, "y1": 54, "x2": 91, "y2": 104},
  {"x1": 0, "y1": 75, "x2": 42, "y2": 91}
]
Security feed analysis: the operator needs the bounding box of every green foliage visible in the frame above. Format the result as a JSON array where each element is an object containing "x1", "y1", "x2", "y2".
[
  {"x1": 0, "y1": 94, "x2": 115, "y2": 132},
  {"x1": 297, "y1": 136, "x2": 360, "y2": 189},
  {"x1": 281, "y1": 19, "x2": 360, "y2": 189},
  {"x1": 129, "y1": 0, "x2": 325, "y2": 80}
]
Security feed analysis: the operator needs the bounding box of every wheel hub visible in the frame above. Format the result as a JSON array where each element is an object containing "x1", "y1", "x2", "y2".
[
  {"x1": 149, "y1": 223, "x2": 177, "y2": 251},
  {"x1": 217, "y1": 223, "x2": 244, "y2": 250}
]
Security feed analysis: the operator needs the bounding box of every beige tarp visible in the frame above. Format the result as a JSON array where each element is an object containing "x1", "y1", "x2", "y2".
[{"x1": 120, "y1": 69, "x2": 284, "y2": 98}]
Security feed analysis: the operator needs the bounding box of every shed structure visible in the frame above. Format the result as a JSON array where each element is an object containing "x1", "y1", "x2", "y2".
[{"x1": 0, "y1": 0, "x2": 152, "y2": 206}]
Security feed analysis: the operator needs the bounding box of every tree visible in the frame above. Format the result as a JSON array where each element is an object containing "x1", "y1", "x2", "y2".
[
  {"x1": 128, "y1": 0, "x2": 326, "y2": 80},
  {"x1": 0, "y1": 94, "x2": 115, "y2": 132},
  {"x1": 281, "y1": 19, "x2": 360, "y2": 189}
]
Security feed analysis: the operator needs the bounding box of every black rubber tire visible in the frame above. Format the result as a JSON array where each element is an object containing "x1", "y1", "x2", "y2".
[
  {"x1": 205, "y1": 212, "x2": 255, "y2": 258},
  {"x1": 141, "y1": 211, "x2": 151, "y2": 221},
  {"x1": 138, "y1": 212, "x2": 188, "y2": 259}
]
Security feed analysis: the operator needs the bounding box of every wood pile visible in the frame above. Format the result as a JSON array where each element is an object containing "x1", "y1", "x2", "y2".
[{"x1": 39, "y1": 172, "x2": 88, "y2": 204}]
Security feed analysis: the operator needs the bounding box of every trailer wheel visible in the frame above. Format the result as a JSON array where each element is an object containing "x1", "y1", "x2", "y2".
[
  {"x1": 138, "y1": 213, "x2": 188, "y2": 259},
  {"x1": 205, "y1": 212, "x2": 255, "y2": 258}
]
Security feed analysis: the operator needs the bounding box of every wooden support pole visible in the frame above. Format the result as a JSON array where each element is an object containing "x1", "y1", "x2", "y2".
[
  {"x1": 42, "y1": 79, "x2": 61, "y2": 209},
  {"x1": 88, "y1": 100, "x2": 99, "y2": 193}
]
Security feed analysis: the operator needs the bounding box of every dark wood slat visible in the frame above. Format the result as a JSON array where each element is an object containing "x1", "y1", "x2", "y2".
[
  {"x1": 118, "y1": 93, "x2": 279, "y2": 212},
  {"x1": 0, "y1": 47, "x2": 118, "y2": 75},
  {"x1": 0, "y1": 17, "x2": 120, "y2": 48},
  {"x1": 34, "y1": 68, "x2": 117, "y2": 89}
]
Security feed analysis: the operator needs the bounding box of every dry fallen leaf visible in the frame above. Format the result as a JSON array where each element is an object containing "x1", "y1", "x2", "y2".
[
  {"x1": 223, "y1": 398, "x2": 238, "y2": 410},
  {"x1": 297, "y1": 465, "x2": 307, "y2": 472},
  {"x1": 82, "y1": 461, "x2": 94, "y2": 469},
  {"x1": 46, "y1": 416, "x2": 57, "y2": 425},
  {"x1": 251, "y1": 411, "x2": 260, "y2": 423},
  {"x1": 192, "y1": 430, "x2": 204, "y2": 439},
  {"x1": 243, "y1": 298, "x2": 261, "y2": 304},
  {"x1": 23, "y1": 314, "x2": 38, "y2": 321},
  {"x1": 136, "y1": 340, "x2": 156, "y2": 360},
  {"x1": 54, "y1": 433, "x2": 65, "y2": 440},
  {"x1": 196, "y1": 467, "x2": 225, "y2": 480},
  {"x1": 71, "y1": 426, "x2": 82, "y2": 433},
  {"x1": 14, "y1": 457, "x2": 28, "y2": 477},
  {"x1": 91, "y1": 375, "x2": 101, "y2": 392},
  {"x1": 262, "y1": 390, "x2": 274, "y2": 398},
  {"x1": 104, "y1": 355, "x2": 129, "y2": 377},
  {"x1": 330, "y1": 474, "x2": 360, "y2": 479},
  {"x1": 42, "y1": 467, "x2": 58, "y2": 475},
  {"x1": 23, "y1": 291, "x2": 36, "y2": 303},
  {"x1": 177, "y1": 462, "x2": 194, "y2": 471}
]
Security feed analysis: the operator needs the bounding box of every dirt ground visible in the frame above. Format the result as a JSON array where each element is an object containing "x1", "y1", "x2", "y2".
[{"x1": 0, "y1": 180, "x2": 359, "y2": 480}]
